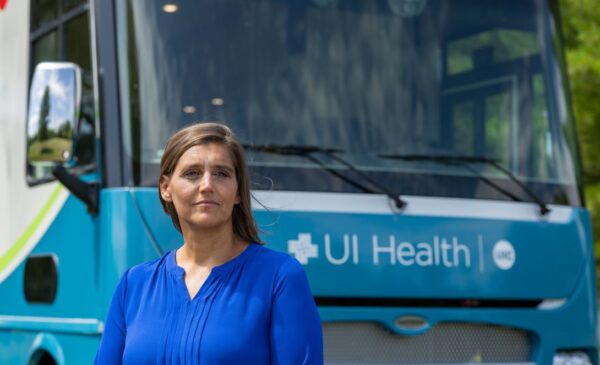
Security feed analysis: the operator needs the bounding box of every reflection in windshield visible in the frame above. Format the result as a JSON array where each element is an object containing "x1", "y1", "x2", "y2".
[
  {"x1": 118, "y1": 0, "x2": 581, "y2": 205},
  {"x1": 27, "y1": 67, "x2": 76, "y2": 165}
]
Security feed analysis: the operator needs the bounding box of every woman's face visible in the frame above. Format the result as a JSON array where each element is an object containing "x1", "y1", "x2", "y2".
[{"x1": 160, "y1": 143, "x2": 240, "y2": 233}]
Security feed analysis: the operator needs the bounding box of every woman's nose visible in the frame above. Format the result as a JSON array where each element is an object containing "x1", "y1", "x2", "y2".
[{"x1": 199, "y1": 172, "x2": 214, "y2": 191}]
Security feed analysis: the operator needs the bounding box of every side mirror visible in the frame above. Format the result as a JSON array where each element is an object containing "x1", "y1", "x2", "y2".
[{"x1": 26, "y1": 62, "x2": 81, "y2": 167}]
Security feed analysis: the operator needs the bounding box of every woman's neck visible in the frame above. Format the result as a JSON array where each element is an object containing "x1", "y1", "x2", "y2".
[{"x1": 177, "y1": 225, "x2": 246, "y2": 268}]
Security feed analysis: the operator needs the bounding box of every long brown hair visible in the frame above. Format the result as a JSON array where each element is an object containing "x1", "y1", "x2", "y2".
[{"x1": 158, "y1": 123, "x2": 261, "y2": 244}]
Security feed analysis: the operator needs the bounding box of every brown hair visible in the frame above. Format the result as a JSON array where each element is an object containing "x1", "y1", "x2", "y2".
[{"x1": 158, "y1": 122, "x2": 261, "y2": 243}]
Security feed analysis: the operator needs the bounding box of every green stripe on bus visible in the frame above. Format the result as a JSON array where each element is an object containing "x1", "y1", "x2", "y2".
[{"x1": 0, "y1": 185, "x2": 64, "y2": 272}]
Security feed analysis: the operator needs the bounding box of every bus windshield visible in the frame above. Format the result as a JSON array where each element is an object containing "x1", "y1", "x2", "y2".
[{"x1": 117, "y1": 0, "x2": 582, "y2": 205}]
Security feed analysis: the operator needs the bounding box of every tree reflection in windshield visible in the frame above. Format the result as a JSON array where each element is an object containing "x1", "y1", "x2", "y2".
[{"x1": 117, "y1": 0, "x2": 581, "y2": 206}]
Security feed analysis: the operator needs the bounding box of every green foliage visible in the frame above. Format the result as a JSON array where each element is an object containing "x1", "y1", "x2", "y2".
[
  {"x1": 28, "y1": 138, "x2": 72, "y2": 162},
  {"x1": 561, "y1": 0, "x2": 600, "y2": 255},
  {"x1": 38, "y1": 86, "x2": 51, "y2": 141}
]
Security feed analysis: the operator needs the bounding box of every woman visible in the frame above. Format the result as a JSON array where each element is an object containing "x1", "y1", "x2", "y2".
[{"x1": 95, "y1": 123, "x2": 323, "y2": 364}]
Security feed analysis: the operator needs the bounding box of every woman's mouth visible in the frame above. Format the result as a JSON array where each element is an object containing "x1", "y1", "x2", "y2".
[{"x1": 195, "y1": 200, "x2": 219, "y2": 206}]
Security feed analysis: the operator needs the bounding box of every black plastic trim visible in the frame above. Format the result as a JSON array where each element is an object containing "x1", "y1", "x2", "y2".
[
  {"x1": 52, "y1": 165, "x2": 99, "y2": 214},
  {"x1": 24, "y1": 255, "x2": 58, "y2": 304},
  {"x1": 95, "y1": 0, "x2": 124, "y2": 188}
]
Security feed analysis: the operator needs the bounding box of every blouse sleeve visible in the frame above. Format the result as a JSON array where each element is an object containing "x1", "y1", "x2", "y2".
[
  {"x1": 270, "y1": 258, "x2": 324, "y2": 365},
  {"x1": 95, "y1": 270, "x2": 129, "y2": 365}
]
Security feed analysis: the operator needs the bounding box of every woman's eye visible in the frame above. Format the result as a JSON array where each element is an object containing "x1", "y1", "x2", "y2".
[
  {"x1": 214, "y1": 170, "x2": 230, "y2": 178},
  {"x1": 183, "y1": 170, "x2": 200, "y2": 178}
]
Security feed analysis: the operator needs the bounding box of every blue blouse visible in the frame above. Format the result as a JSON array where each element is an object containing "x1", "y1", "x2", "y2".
[{"x1": 95, "y1": 243, "x2": 323, "y2": 364}]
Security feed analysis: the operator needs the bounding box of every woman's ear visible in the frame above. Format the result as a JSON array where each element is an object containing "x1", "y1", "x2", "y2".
[{"x1": 160, "y1": 175, "x2": 172, "y2": 202}]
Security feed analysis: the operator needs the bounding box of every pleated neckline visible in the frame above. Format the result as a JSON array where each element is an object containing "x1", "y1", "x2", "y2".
[{"x1": 166, "y1": 243, "x2": 258, "y2": 301}]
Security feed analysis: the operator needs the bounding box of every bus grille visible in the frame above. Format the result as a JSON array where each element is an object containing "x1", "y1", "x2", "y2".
[{"x1": 323, "y1": 322, "x2": 531, "y2": 364}]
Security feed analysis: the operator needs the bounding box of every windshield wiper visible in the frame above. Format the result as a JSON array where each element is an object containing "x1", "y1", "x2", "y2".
[
  {"x1": 378, "y1": 154, "x2": 550, "y2": 215},
  {"x1": 244, "y1": 144, "x2": 407, "y2": 209}
]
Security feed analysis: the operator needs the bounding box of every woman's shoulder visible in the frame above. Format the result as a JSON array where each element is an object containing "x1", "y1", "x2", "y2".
[
  {"x1": 120, "y1": 252, "x2": 172, "y2": 286},
  {"x1": 250, "y1": 244, "x2": 314, "y2": 303},
  {"x1": 250, "y1": 243, "x2": 306, "y2": 278},
  {"x1": 252, "y1": 243, "x2": 295, "y2": 265}
]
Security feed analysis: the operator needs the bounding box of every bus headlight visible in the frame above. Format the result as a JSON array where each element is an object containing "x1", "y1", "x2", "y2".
[{"x1": 553, "y1": 351, "x2": 592, "y2": 365}]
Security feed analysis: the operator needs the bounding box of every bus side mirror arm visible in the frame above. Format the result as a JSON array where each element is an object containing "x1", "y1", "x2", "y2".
[{"x1": 52, "y1": 164, "x2": 99, "y2": 215}]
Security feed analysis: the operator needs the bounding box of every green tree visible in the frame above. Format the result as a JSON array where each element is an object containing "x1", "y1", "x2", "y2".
[
  {"x1": 57, "y1": 121, "x2": 73, "y2": 139},
  {"x1": 561, "y1": 0, "x2": 600, "y2": 257},
  {"x1": 38, "y1": 85, "x2": 51, "y2": 142}
]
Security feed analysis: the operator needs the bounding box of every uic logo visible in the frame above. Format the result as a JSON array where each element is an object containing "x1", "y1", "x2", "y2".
[
  {"x1": 0, "y1": 0, "x2": 8, "y2": 11},
  {"x1": 492, "y1": 240, "x2": 516, "y2": 270}
]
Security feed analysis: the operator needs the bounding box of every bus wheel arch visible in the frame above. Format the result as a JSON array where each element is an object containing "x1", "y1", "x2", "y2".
[
  {"x1": 29, "y1": 350, "x2": 57, "y2": 365},
  {"x1": 28, "y1": 333, "x2": 64, "y2": 365}
]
